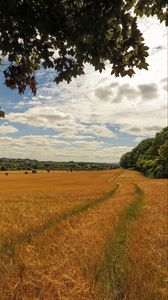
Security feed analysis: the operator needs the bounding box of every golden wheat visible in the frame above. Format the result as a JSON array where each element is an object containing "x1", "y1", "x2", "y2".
[{"x1": 0, "y1": 170, "x2": 167, "y2": 299}]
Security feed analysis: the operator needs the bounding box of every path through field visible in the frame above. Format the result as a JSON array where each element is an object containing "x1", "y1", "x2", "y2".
[{"x1": 0, "y1": 170, "x2": 167, "y2": 299}]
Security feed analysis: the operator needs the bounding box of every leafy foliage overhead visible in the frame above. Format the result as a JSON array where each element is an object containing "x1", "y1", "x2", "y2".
[
  {"x1": 0, "y1": 0, "x2": 167, "y2": 95},
  {"x1": 120, "y1": 127, "x2": 168, "y2": 178},
  {"x1": 0, "y1": 107, "x2": 5, "y2": 118}
]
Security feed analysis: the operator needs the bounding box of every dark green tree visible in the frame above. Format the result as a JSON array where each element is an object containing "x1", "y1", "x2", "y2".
[
  {"x1": 120, "y1": 127, "x2": 168, "y2": 178},
  {"x1": 0, "y1": 106, "x2": 5, "y2": 118},
  {"x1": 120, "y1": 152, "x2": 133, "y2": 168},
  {"x1": 0, "y1": 0, "x2": 167, "y2": 97}
]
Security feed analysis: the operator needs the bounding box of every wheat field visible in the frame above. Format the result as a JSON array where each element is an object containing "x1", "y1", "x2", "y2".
[{"x1": 0, "y1": 169, "x2": 167, "y2": 299}]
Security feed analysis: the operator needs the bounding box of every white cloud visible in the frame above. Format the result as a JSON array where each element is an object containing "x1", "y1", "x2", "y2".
[
  {"x1": 57, "y1": 132, "x2": 94, "y2": 139},
  {"x1": 119, "y1": 125, "x2": 163, "y2": 137},
  {"x1": 7, "y1": 107, "x2": 75, "y2": 131},
  {"x1": 0, "y1": 125, "x2": 18, "y2": 134},
  {"x1": 0, "y1": 135, "x2": 132, "y2": 162},
  {"x1": 79, "y1": 124, "x2": 117, "y2": 138},
  {"x1": 7, "y1": 106, "x2": 117, "y2": 138}
]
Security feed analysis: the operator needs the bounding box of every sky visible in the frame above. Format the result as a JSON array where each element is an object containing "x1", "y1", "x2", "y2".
[{"x1": 0, "y1": 16, "x2": 167, "y2": 163}]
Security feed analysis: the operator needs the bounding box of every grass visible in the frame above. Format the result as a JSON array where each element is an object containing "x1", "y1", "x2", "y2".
[
  {"x1": 97, "y1": 184, "x2": 144, "y2": 300},
  {"x1": 0, "y1": 170, "x2": 118, "y2": 250},
  {"x1": 0, "y1": 183, "x2": 119, "y2": 260},
  {"x1": 123, "y1": 179, "x2": 168, "y2": 300},
  {"x1": 0, "y1": 170, "x2": 167, "y2": 299}
]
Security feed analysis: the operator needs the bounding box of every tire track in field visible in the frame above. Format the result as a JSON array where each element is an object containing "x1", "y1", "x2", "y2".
[
  {"x1": 97, "y1": 184, "x2": 144, "y2": 300},
  {"x1": 107, "y1": 170, "x2": 123, "y2": 182},
  {"x1": 0, "y1": 180, "x2": 121, "y2": 261}
]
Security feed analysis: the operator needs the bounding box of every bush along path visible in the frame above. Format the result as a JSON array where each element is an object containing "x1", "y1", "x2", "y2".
[{"x1": 96, "y1": 184, "x2": 144, "y2": 300}]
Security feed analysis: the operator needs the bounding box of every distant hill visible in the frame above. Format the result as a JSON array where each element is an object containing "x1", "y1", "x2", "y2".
[
  {"x1": 120, "y1": 127, "x2": 168, "y2": 178},
  {"x1": 0, "y1": 158, "x2": 119, "y2": 171}
]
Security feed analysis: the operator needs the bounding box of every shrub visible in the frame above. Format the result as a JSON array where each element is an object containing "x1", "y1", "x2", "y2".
[
  {"x1": 1, "y1": 166, "x2": 7, "y2": 171},
  {"x1": 32, "y1": 170, "x2": 37, "y2": 174}
]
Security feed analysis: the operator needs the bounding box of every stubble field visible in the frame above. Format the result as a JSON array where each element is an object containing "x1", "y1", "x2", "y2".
[{"x1": 0, "y1": 169, "x2": 167, "y2": 299}]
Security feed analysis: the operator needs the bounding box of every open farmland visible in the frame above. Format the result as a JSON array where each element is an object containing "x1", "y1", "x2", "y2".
[{"x1": 0, "y1": 170, "x2": 167, "y2": 300}]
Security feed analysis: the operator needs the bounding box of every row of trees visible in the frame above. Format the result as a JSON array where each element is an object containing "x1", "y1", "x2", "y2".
[
  {"x1": 0, "y1": 158, "x2": 118, "y2": 171},
  {"x1": 120, "y1": 127, "x2": 168, "y2": 178}
]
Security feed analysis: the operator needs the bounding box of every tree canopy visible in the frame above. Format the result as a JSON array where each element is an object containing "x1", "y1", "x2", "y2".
[
  {"x1": 0, "y1": 107, "x2": 5, "y2": 118},
  {"x1": 0, "y1": 0, "x2": 167, "y2": 98},
  {"x1": 120, "y1": 127, "x2": 168, "y2": 178}
]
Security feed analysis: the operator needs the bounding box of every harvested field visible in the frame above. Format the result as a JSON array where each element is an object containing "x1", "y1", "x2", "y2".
[{"x1": 0, "y1": 170, "x2": 167, "y2": 299}]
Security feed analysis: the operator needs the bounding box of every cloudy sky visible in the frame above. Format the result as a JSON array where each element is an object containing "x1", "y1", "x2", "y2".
[{"x1": 0, "y1": 17, "x2": 167, "y2": 163}]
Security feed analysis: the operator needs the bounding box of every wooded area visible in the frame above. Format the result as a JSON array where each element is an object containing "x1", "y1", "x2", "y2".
[{"x1": 120, "y1": 127, "x2": 168, "y2": 178}]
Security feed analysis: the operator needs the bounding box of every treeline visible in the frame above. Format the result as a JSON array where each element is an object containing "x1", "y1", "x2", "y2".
[
  {"x1": 120, "y1": 127, "x2": 168, "y2": 178},
  {"x1": 0, "y1": 158, "x2": 118, "y2": 172}
]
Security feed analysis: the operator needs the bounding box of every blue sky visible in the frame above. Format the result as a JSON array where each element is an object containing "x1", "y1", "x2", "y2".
[{"x1": 0, "y1": 17, "x2": 167, "y2": 162}]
